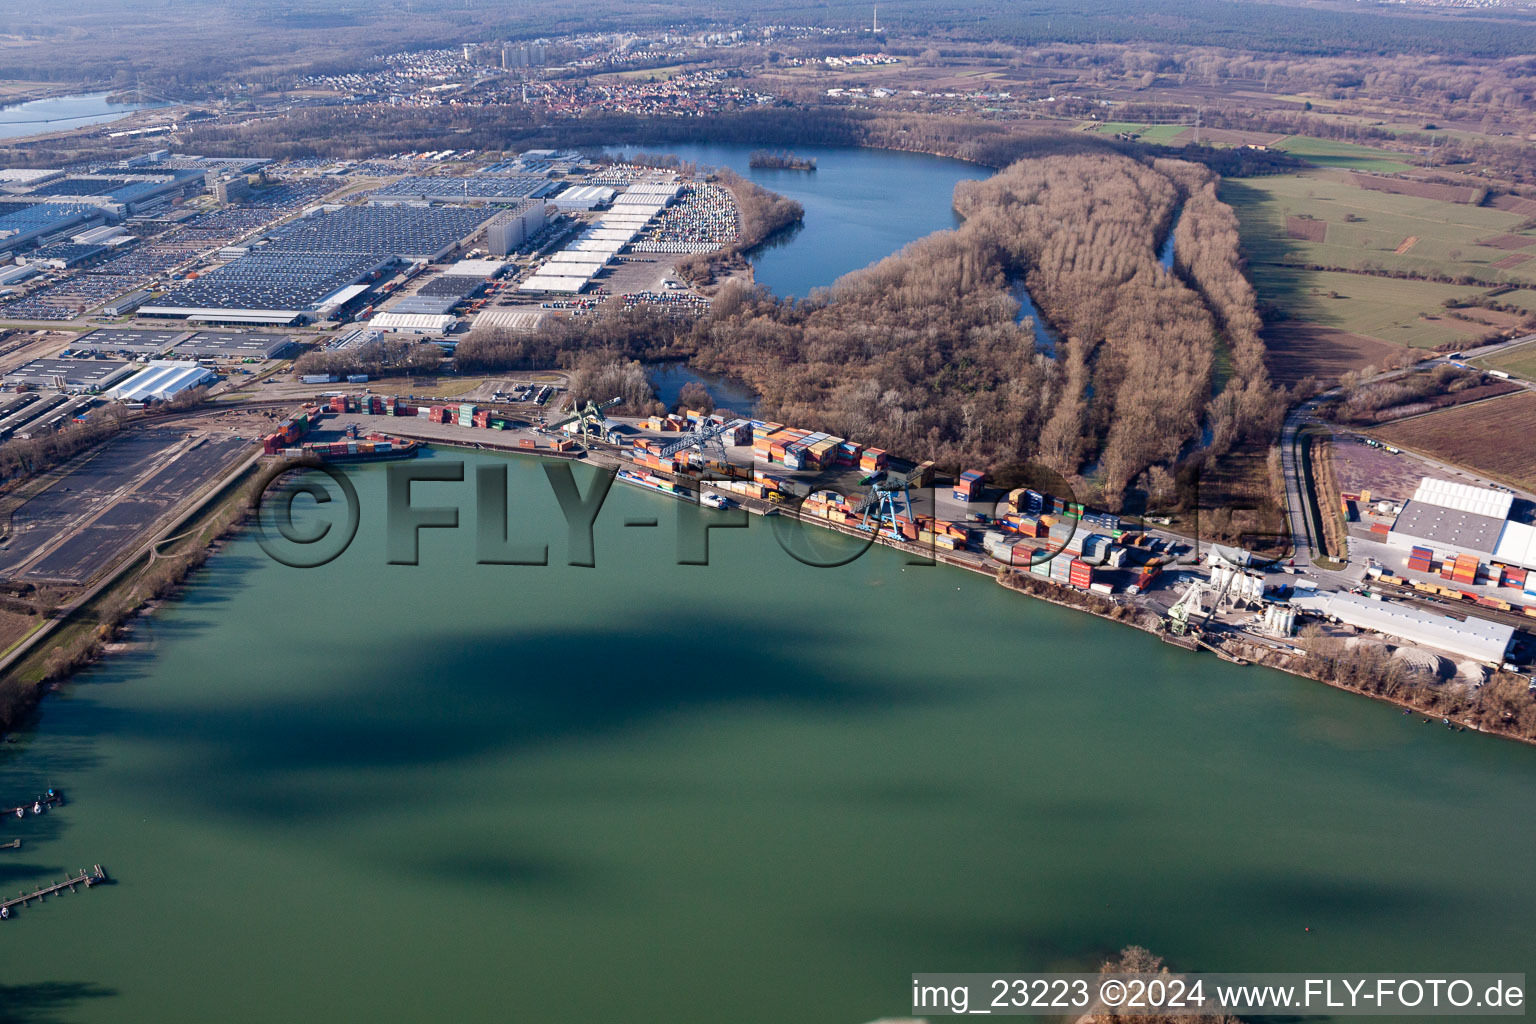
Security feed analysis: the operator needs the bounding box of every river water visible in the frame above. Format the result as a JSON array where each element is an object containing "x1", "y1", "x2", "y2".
[
  {"x1": 2, "y1": 452, "x2": 1534, "y2": 1023},
  {"x1": 0, "y1": 91, "x2": 166, "y2": 140}
]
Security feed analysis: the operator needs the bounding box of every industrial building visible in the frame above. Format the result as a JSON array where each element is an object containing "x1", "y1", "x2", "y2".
[
  {"x1": 368, "y1": 312, "x2": 456, "y2": 334},
  {"x1": 140, "y1": 252, "x2": 390, "y2": 325},
  {"x1": 102, "y1": 289, "x2": 153, "y2": 317},
  {"x1": 106, "y1": 361, "x2": 216, "y2": 403},
  {"x1": 1388, "y1": 477, "x2": 1536, "y2": 572},
  {"x1": 368, "y1": 175, "x2": 554, "y2": 205},
  {"x1": 172, "y1": 331, "x2": 294, "y2": 359},
  {"x1": 3, "y1": 358, "x2": 134, "y2": 391},
  {"x1": 141, "y1": 201, "x2": 492, "y2": 322},
  {"x1": 548, "y1": 185, "x2": 615, "y2": 211},
  {"x1": 473, "y1": 308, "x2": 548, "y2": 332},
  {"x1": 71, "y1": 327, "x2": 188, "y2": 357},
  {"x1": 18, "y1": 169, "x2": 205, "y2": 217},
  {"x1": 0, "y1": 202, "x2": 107, "y2": 255},
  {"x1": 517, "y1": 274, "x2": 588, "y2": 294},
  {"x1": 485, "y1": 203, "x2": 547, "y2": 255},
  {"x1": 1292, "y1": 591, "x2": 1516, "y2": 665}
]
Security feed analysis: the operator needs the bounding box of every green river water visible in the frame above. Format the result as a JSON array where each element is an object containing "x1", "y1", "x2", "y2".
[{"x1": 2, "y1": 452, "x2": 1533, "y2": 1023}]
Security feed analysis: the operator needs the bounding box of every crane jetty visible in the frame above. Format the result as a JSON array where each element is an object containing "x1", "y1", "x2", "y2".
[{"x1": 0, "y1": 865, "x2": 108, "y2": 920}]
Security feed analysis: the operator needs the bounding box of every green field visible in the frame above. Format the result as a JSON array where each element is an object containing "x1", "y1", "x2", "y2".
[
  {"x1": 1220, "y1": 171, "x2": 1536, "y2": 287},
  {"x1": 1473, "y1": 340, "x2": 1536, "y2": 381},
  {"x1": 1272, "y1": 136, "x2": 1416, "y2": 173},
  {"x1": 1086, "y1": 121, "x2": 1189, "y2": 142},
  {"x1": 1223, "y1": 170, "x2": 1536, "y2": 350},
  {"x1": 1246, "y1": 268, "x2": 1489, "y2": 348},
  {"x1": 1489, "y1": 287, "x2": 1536, "y2": 315}
]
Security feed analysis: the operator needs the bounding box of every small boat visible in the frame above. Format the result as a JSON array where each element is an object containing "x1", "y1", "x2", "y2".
[
  {"x1": 701, "y1": 492, "x2": 729, "y2": 510},
  {"x1": 1, "y1": 905, "x2": 9, "y2": 919}
]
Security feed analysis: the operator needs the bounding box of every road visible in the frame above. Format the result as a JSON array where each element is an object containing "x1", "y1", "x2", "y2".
[{"x1": 1276, "y1": 331, "x2": 1536, "y2": 587}]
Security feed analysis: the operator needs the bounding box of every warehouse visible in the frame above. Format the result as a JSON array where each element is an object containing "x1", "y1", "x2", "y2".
[
  {"x1": 107, "y1": 361, "x2": 216, "y2": 403},
  {"x1": 21, "y1": 170, "x2": 204, "y2": 215},
  {"x1": 1292, "y1": 591, "x2": 1516, "y2": 665},
  {"x1": 517, "y1": 275, "x2": 588, "y2": 294},
  {"x1": 171, "y1": 331, "x2": 294, "y2": 359},
  {"x1": 367, "y1": 175, "x2": 547, "y2": 204},
  {"x1": 102, "y1": 289, "x2": 152, "y2": 317},
  {"x1": 485, "y1": 203, "x2": 547, "y2": 255},
  {"x1": 140, "y1": 252, "x2": 390, "y2": 324},
  {"x1": 4, "y1": 358, "x2": 134, "y2": 391},
  {"x1": 1388, "y1": 477, "x2": 1536, "y2": 571},
  {"x1": 416, "y1": 275, "x2": 487, "y2": 301},
  {"x1": 441, "y1": 258, "x2": 509, "y2": 279},
  {"x1": 548, "y1": 185, "x2": 615, "y2": 211},
  {"x1": 387, "y1": 294, "x2": 460, "y2": 316},
  {"x1": 0, "y1": 202, "x2": 106, "y2": 254},
  {"x1": 537, "y1": 260, "x2": 605, "y2": 279},
  {"x1": 258, "y1": 205, "x2": 492, "y2": 262},
  {"x1": 21, "y1": 241, "x2": 111, "y2": 269},
  {"x1": 72, "y1": 327, "x2": 187, "y2": 356},
  {"x1": 368, "y1": 312, "x2": 456, "y2": 334},
  {"x1": 473, "y1": 308, "x2": 548, "y2": 333}
]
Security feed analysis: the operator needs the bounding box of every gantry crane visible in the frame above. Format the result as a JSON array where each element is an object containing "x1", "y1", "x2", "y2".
[{"x1": 544, "y1": 396, "x2": 622, "y2": 446}]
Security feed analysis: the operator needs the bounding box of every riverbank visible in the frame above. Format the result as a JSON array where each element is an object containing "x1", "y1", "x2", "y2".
[
  {"x1": 5, "y1": 422, "x2": 1531, "y2": 750},
  {"x1": 0, "y1": 453, "x2": 261, "y2": 736}
]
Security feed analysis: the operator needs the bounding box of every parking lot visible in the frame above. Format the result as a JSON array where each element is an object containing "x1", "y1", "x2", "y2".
[{"x1": 0, "y1": 428, "x2": 251, "y2": 584}]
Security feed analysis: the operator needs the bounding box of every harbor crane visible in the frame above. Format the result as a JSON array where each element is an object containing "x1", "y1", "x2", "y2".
[
  {"x1": 1166, "y1": 568, "x2": 1239, "y2": 638},
  {"x1": 658, "y1": 420, "x2": 732, "y2": 466},
  {"x1": 854, "y1": 477, "x2": 915, "y2": 540},
  {"x1": 544, "y1": 396, "x2": 622, "y2": 446}
]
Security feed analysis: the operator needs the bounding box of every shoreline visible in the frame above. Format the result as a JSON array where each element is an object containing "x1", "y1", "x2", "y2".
[{"x1": 2, "y1": 429, "x2": 1529, "y2": 749}]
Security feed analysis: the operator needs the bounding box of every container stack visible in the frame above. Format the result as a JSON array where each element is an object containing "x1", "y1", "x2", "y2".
[
  {"x1": 953, "y1": 469, "x2": 985, "y2": 503},
  {"x1": 1069, "y1": 558, "x2": 1094, "y2": 589},
  {"x1": 1407, "y1": 546, "x2": 1433, "y2": 574},
  {"x1": 860, "y1": 448, "x2": 887, "y2": 475},
  {"x1": 1451, "y1": 554, "x2": 1479, "y2": 586}
]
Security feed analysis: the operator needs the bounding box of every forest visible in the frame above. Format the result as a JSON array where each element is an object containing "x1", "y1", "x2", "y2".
[{"x1": 458, "y1": 150, "x2": 1284, "y2": 521}]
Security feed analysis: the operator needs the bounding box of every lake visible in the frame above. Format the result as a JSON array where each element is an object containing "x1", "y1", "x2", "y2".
[
  {"x1": 2, "y1": 452, "x2": 1533, "y2": 1023},
  {"x1": 0, "y1": 91, "x2": 166, "y2": 140},
  {"x1": 613, "y1": 142, "x2": 986, "y2": 298}
]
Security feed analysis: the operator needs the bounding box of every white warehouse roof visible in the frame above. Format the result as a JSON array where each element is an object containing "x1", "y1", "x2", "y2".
[
  {"x1": 1493, "y1": 520, "x2": 1536, "y2": 571},
  {"x1": 518, "y1": 276, "x2": 587, "y2": 294},
  {"x1": 444, "y1": 258, "x2": 508, "y2": 278},
  {"x1": 368, "y1": 312, "x2": 456, "y2": 333},
  {"x1": 1292, "y1": 591, "x2": 1515, "y2": 664},
  {"x1": 108, "y1": 361, "x2": 215, "y2": 402},
  {"x1": 1412, "y1": 477, "x2": 1513, "y2": 521}
]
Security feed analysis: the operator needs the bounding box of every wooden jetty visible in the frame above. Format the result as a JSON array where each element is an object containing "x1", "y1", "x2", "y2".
[
  {"x1": 3, "y1": 789, "x2": 63, "y2": 818},
  {"x1": 0, "y1": 865, "x2": 108, "y2": 919}
]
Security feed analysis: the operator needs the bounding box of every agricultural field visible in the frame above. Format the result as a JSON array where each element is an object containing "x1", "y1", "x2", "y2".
[
  {"x1": 1271, "y1": 135, "x2": 1415, "y2": 173},
  {"x1": 1473, "y1": 340, "x2": 1536, "y2": 382},
  {"x1": 1250, "y1": 268, "x2": 1490, "y2": 348},
  {"x1": 1084, "y1": 121, "x2": 1189, "y2": 142},
  {"x1": 1374, "y1": 390, "x2": 1536, "y2": 491},
  {"x1": 1220, "y1": 171, "x2": 1536, "y2": 287}
]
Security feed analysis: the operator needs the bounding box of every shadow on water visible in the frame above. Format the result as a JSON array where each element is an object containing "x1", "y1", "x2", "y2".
[
  {"x1": 0, "y1": 860, "x2": 67, "y2": 886},
  {"x1": 78, "y1": 611, "x2": 932, "y2": 824},
  {"x1": 0, "y1": 982, "x2": 118, "y2": 1024}
]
